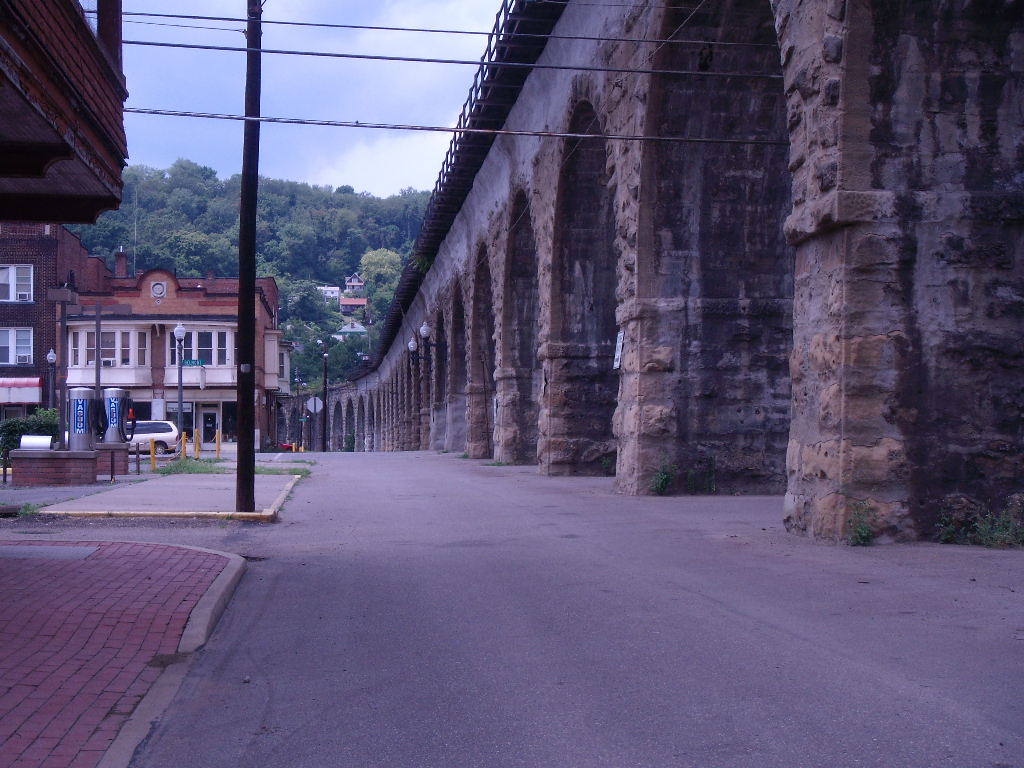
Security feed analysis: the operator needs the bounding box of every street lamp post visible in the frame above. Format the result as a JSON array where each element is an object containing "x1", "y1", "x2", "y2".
[
  {"x1": 45, "y1": 348, "x2": 56, "y2": 409},
  {"x1": 173, "y1": 323, "x2": 186, "y2": 442}
]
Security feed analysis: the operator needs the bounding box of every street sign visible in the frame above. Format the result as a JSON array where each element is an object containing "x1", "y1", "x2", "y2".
[
  {"x1": 306, "y1": 396, "x2": 323, "y2": 414},
  {"x1": 182, "y1": 359, "x2": 204, "y2": 367}
]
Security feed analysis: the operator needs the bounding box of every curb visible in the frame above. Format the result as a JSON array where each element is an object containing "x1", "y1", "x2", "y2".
[
  {"x1": 96, "y1": 545, "x2": 246, "y2": 768},
  {"x1": 36, "y1": 473, "x2": 301, "y2": 522}
]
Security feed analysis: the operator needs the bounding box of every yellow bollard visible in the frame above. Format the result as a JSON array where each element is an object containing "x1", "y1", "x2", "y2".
[
  {"x1": 194, "y1": 431, "x2": 200, "y2": 459},
  {"x1": 216, "y1": 429, "x2": 221, "y2": 459},
  {"x1": 150, "y1": 439, "x2": 157, "y2": 471},
  {"x1": 181, "y1": 432, "x2": 187, "y2": 459}
]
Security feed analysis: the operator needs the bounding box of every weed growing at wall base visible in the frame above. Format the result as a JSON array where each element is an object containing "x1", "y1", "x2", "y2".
[
  {"x1": 650, "y1": 457, "x2": 679, "y2": 495},
  {"x1": 846, "y1": 501, "x2": 876, "y2": 546},
  {"x1": 936, "y1": 494, "x2": 1024, "y2": 548}
]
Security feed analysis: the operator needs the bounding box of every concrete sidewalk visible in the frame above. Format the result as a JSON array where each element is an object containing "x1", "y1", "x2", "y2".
[
  {"x1": 0, "y1": 540, "x2": 245, "y2": 768},
  {"x1": 37, "y1": 471, "x2": 302, "y2": 522}
]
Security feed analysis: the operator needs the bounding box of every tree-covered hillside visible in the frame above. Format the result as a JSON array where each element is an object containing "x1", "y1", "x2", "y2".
[
  {"x1": 73, "y1": 159, "x2": 429, "y2": 385},
  {"x1": 75, "y1": 159, "x2": 428, "y2": 285}
]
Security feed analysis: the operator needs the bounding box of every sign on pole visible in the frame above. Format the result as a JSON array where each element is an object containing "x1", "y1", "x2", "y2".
[{"x1": 306, "y1": 396, "x2": 323, "y2": 414}]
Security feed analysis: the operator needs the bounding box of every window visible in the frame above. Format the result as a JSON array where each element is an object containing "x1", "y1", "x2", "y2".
[
  {"x1": 217, "y1": 332, "x2": 228, "y2": 365},
  {"x1": 120, "y1": 332, "x2": 131, "y2": 366},
  {"x1": 0, "y1": 265, "x2": 33, "y2": 302},
  {"x1": 86, "y1": 332, "x2": 96, "y2": 365},
  {"x1": 71, "y1": 332, "x2": 80, "y2": 366},
  {"x1": 138, "y1": 332, "x2": 147, "y2": 366},
  {"x1": 100, "y1": 332, "x2": 116, "y2": 366},
  {"x1": 170, "y1": 332, "x2": 189, "y2": 365},
  {"x1": 0, "y1": 328, "x2": 32, "y2": 364},
  {"x1": 197, "y1": 332, "x2": 213, "y2": 366},
  {"x1": 278, "y1": 351, "x2": 286, "y2": 379}
]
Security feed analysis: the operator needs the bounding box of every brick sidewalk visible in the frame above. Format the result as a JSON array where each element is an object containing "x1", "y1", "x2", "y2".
[{"x1": 0, "y1": 541, "x2": 228, "y2": 768}]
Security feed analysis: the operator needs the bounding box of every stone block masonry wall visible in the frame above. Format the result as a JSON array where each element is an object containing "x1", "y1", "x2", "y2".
[
  {"x1": 329, "y1": 0, "x2": 1023, "y2": 542},
  {"x1": 781, "y1": 0, "x2": 1024, "y2": 539}
]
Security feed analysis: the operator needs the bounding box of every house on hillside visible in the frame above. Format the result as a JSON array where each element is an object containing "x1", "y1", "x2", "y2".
[
  {"x1": 317, "y1": 285, "x2": 341, "y2": 304},
  {"x1": 344, "y1": 273, "x2": 365, "y2": 296}
]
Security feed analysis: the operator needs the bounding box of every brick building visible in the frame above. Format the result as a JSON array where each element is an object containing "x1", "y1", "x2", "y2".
[
  {"x1": 64, "y1": 251, "x2": 285, "y2": 447},
  {"x1": 0, "y1": 223, "x2": 102, "y2": 419}
]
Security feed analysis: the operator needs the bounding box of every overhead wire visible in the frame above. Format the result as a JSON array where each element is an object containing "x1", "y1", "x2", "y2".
[
  {"x1": 124, "y1": 108, "x2": 789, "y2": 146},
  {"x1": 110, "y1": 10, "x2": 775, "y2": 48},
  {"x1": 122, "y1": 39, "x2": 783, "y2": 79}
]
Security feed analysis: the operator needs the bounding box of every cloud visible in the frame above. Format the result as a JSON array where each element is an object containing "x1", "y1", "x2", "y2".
[
  {"x1": 121, "y1": 0, "x2": 501, "y2": 194},
  {"x1": 288, "y1": 126, "x2": 454, "y2": 197}
]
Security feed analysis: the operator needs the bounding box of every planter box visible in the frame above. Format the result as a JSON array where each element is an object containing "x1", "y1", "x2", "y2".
[{"x1": 9, "y1": 450, "x2": 98, "y2": 487}]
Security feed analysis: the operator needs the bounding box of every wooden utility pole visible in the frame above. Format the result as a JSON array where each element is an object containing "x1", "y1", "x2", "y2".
[{"x1": 236, "y1": 0, "x2": 261, "y2": 513}]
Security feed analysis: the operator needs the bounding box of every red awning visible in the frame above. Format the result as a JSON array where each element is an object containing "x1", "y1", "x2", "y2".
[{"x1": 0, "y1": 377, "x2": 43, "y2": 404}]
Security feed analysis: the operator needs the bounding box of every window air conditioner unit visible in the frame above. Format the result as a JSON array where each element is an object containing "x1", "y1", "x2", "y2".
[
  {"x1": 101, "y1": 358, "x2": 116, "y2": 367},
  {"x1": 16, "y1": 292, "x2": 30, "y2": 301},
  {"x1": 16, "y1": 354, "x2": 31, "y2": 364}
]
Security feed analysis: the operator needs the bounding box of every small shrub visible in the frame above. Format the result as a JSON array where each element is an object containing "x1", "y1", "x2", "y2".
[
  {"x1": 937, "y1": 494, "x2": 1024, "y2": 548},
  {"x1": 599, "y1": 456, "x2": 616, "y2": 476},
  {"x1": 0, "y1": 409, "x2": 58, "y2": 453},
  {"x1": 344, "y1": 434, "x2": 356, "y2": 452},
  {"x1": 484, "y1": 460, "x2": 508, "y2": 467},
  {"x1": 846, "y1": 501, "x2": 876, "y2": 546},
  {"x1": 683, "y1": 456, "x2": 717, "y2": 495},
  {"x1": 649, "y1": 457, "x2": 678, "y2": 495}
]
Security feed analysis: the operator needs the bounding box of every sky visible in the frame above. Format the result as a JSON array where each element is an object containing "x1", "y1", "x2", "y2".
[{"x1": 120, "y1": 1, "x2": 502, "y2": 196}]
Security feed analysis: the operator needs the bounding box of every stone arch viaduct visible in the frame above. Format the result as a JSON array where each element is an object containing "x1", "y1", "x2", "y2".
[{"x1": 323, "y1": 0, "x2": 1024, "y2": 542}]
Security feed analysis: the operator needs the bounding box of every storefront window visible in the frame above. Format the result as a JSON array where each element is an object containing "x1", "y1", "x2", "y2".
[{"x1": 138, "y1": 332, "x2": 147, "y2": 366}]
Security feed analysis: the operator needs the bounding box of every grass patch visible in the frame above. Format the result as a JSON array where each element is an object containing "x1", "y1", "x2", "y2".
[
  {"x1": 459, "y1": 452, "x2": 470, "y2": 459},
  {"x1": 254, "y1": 466, "x2": 311, "y2": 477},
  {"x1": 483, "y1": 460, "x2": 508, "y2": 467},
  {"x1": 18, "y1": 503, "x2": 41, "y2": 517},
  {"x1": 157, "y1": 458, "x2": 227, "y2": 476}
]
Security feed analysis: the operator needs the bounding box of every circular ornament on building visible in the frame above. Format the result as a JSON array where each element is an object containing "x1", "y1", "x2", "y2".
[{"x1": 151, "y1": 281, "x2": 167, "y2": 299}]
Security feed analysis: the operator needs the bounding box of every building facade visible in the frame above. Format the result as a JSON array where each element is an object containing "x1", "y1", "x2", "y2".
[
  {"x1": 64, "y1": 255, "x2": 284, "y2": 447},
  {"x1": 0, "y1": 223, "x2": 106, "y2": 419}
]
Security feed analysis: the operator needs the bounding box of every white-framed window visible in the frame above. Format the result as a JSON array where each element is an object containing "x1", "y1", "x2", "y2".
[
  {"x1": 0, "y1": 265, "x2": 33, "y2": 302},
  {"x1": 70, "y1": 329, "x2": 149, "y2": 367},
  {"x1": 169, "y1": 329, "x2": 232, "y2": 366},
  {"x1": 0, "y1": 328, "x2": 32, "y2": 364}
]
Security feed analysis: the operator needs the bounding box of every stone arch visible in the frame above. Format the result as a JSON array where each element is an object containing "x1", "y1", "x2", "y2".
[
  {"x1": 331, "y1": 401, "x2": 344, "y2": 452},
  {"x1": 542, "y1": 100, "x2": 619, "y2": 475},
  {"x1": 429, "y1": 309, "x2": 448, "y2": 450},
  {"x1": 405, "y1": 353, "x2": 420, "y2": 450},
  {"x1": 356, "y1": 396, "x2": 366, "y2": 451},
  {"x1": 622, "y1": 0, "x2": 793, "y2": 495},
  {"x1": 467, "y1": 244, "x2": 496, "y2": 458},
  {"x1": 368, "y1": 393, "x2": 376, "y2": 454},
  {"x1": 344, "y1": 398, "x2": 356, "y2": 451},
  {"x1": 497, "y1": 190, "x2": 541, "y2": 464},
  {"x1": 445, "y1": 282, "x2": 469, "y2": 453}
]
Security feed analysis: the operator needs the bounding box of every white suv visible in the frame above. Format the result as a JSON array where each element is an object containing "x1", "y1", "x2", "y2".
[{"x1": 129, "y1": 420, "x2": 180, "y2": 454}]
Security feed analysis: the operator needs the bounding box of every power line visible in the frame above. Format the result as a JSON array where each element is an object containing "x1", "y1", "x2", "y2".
[
  {"x1": 123, "y1": 39, "x2": 783, "y2": 79},
  {"x1": 112, "y1": 11, "x2": 775, "y2": 49},
  {"x1": 124, "y1": 107, "x2": 790, "y2": 146}
]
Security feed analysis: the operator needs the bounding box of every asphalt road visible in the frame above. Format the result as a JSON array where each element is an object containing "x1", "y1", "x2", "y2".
[{"x1": 17, "y1": 452, "x2": 1024, "y2": 767}]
